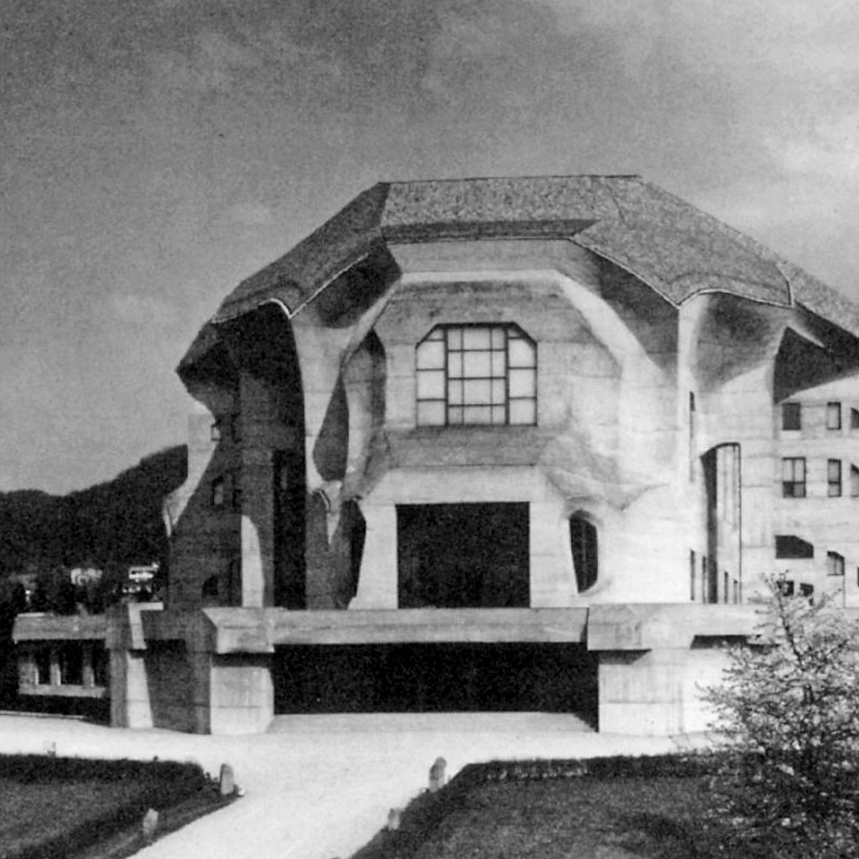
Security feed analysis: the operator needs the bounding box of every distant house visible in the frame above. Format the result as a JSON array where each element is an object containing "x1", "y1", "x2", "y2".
[
  {"x1": 69, "y1": 566, "x2": 102, "y2": 587},
  {"x1": 23, "y1": 175, "x2": 859, "y2": 735}
]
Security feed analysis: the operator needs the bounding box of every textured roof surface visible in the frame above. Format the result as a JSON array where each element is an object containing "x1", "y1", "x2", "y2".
[{"x1": 205, "y1": 174, "x2": 859, "y2": 338}]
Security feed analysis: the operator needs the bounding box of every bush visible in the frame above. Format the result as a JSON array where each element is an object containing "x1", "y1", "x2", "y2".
[{"x1": 702, "y1": 576, "x2": 859, "y2": 856}]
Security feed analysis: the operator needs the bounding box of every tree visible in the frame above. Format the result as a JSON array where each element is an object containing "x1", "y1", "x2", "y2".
[{"x1": 702, "y1": 575, "x2": 859, "y2": 856}]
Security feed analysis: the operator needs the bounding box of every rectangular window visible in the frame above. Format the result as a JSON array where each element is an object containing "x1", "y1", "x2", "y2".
[
  {"x1": 828, "y1": 459, "x2": 842, "y2": 497},
  {"x1": 782, "y1": 402, "x2": 801, "y2": 430},
  {"x1": 827, "y1": 402, "x2": 842, "y2": 430},
  {"x1": 852, "y1": 466, "x2": 859, "y2": 497},
  {"x1": 690, "y1": 550, "x2": 696, "y2": 601},
  {"x1": 211, "y1": 476, "x2": 225, "y2": 508},
  {"x1": 852, "y1": 408, "x2": 859, "y2": 430},
  {"x1": 827, "y1": 551, "x2": 845, "y2": 577},
  {"x1": 782, "y1": 458, "x2": 806, "y2": 497}
]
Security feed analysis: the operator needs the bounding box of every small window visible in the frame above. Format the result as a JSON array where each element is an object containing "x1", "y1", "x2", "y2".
[
  {"x1": 827, "y1": 402, "x2": 842, "y2": 430},
  {"x1": 782, "y1": 402, "x2": 801, "y2": 431},
  {"x1": 851, "y1": 408, "x2": 859, "y2": 430},
  {"x1": 231, "y1": 470, "x2": 242, "y2": 509},
  {"x1": 827, "y1": 551, "x2": 845, "y2": 577},
  {"x1": 775, "y1": 535, "x2": 814, "y2": 559},
  {"x1": 723, "y1": 570, "x2": 728, "y2": 603},
  {"x1": 782, "y1": 458, "x2": 806, "y2": 498},
  {"x1": 570, "y1": 517, "x2": 598, "y2": 592},
  {"x1": 778, "y1": 579, "x2": 795, "y2": 597},
  {"x1": 211, "y1": 477, "x2": 225, "y2": 508},
  {"x1": 828, "y1": 459, "x2": 842, "y2": 497},
  {"x1": 689, "y1": 550, "x2": 696, "y2": 601},
  {"x1": 852, "y1": 466, "x2": 859, "y2": 497}
]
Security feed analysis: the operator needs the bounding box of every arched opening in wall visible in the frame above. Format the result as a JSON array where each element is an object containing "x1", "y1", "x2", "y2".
[
  {"x1": 272, "y1": 642, "x2": 597, "y2": 722},
  {"x1": 701, "y1": 443, "x2": 742, "y2": 604},
  {"x1": 569, "y1": 516, "x2": 598, "y2": 593}
]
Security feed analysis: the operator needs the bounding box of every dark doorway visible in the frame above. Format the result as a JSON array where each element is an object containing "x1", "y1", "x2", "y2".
[
  {"x1": 273, "y1": 642, "x2": 597, "y2": 722},
  {"x1": 397, "y1": 503, "x2": 529, "y2": 608}
]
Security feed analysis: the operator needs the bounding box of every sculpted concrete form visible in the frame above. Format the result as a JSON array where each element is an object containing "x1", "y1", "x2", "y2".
[{"x1": 100, "y1": 176, "x2": 859, "y2": 733}]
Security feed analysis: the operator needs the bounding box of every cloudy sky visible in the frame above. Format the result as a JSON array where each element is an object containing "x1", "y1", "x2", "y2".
[{"x1": 3, "y1": 0, "x2": 859, "y2": 494}]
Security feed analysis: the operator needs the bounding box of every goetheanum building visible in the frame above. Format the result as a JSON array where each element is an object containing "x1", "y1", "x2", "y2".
[{"x1": 108, "y1": 176, "x2": 859, "y2": 735}]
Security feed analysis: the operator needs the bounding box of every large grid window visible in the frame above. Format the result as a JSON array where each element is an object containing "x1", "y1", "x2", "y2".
[
  {"x1": 782, "y1": 457, "x2": 806, "y2": 498},
  {"x1": 416, "y1": 324, "x2": 537, "y2": 426}
]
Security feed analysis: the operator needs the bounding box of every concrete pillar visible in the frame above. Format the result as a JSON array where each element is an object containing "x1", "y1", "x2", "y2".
[
  {"x1": 351, "y1": 503, "x2": 398, "y2": 608},
  {"x1": 597, "y1": 646, "x2": 731, "y2": 735},
  {"x1": 529, "y1": 501, "x2": 574, "y2": 607},
  {"x1": 208, "y1": 655, "x2": 274, "y2": 734},
  {"x1": 109, "y1": 648, "x2": 154, "y2": 729}
]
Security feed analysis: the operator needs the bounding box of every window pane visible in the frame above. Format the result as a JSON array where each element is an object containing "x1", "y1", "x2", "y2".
[
  {"x1": 417, "y1": 370, "x2": 445, "y2": 399},
  {"x1": 463, "y1": 405, "x2": 492, "y2": 424},
  {"x1": 509, "y1": 399, "x2": 537, "y2": 425},
  {"x1": 491, "y1": 379, "x2": 505, "y2": 404},
  {"x1": 464, "y1": 379, "x2": 492, "y2": 403},
  {"x1": 463, "y1": 327, "x2": 491, "y2": 350},
  {"x1": 448, "y1": 328, "x2": 462, "y2": 349},
  {"x1": 417, "y1": 401, "x2": 445, "y2": 426},
  {"x1": 782, "y1": 402, "x2": 801, "y2": 430},
  {"x1": 491, "y1": 405, "x2": 506, "y2": 424},
  {"x1": 417, "y1": 339, "x2": 445, "y2": 369},
  {"x1": 491, "y1": 327, "x2": 506, "y2": 348},
  {"x1": 509, "y1": 338, "x2": 536, "y2": 367},
  {"x1": 448, "y1": 380, "x2": 463, "y2": 405},
  {"x1": 509, "y1": 368, "x2": 536, "y2": 397},
  {"x1": 448, "y1": 406, "x2": 464, "y2": 424},
  {"x1": 491, "y1": 351, "x2": 506, "y2": 375},
  {"x1": 463, "y1": 351, "x2": 491, "y2": 378},
  {"x1": 448, "y1": 352, "x2": 463, "y2": 378}
]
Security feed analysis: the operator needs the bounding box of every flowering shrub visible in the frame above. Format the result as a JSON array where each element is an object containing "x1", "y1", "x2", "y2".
[{"x1": 702, "y1": 576, "x2": 859, "y2": 857}]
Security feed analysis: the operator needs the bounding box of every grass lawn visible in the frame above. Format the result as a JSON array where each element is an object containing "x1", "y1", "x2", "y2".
[
  {"x1": 400, "y1": 776, "x2": 706, "y2": 859},
  {"x1": 0, "y1": 755, "x2": 230, "y2": 859}
]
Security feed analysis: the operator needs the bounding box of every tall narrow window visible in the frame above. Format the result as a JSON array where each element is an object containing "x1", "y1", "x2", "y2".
[
  {"x1": 851, "y1": 408, "x2": 859, "y2": 430},
  {"x1": 689, "y1": 550, "x2": 696, "y2": 601},
  {"x1": 828, "y1": 459, "x2": 842, "y2": 497},
  {"x1": 782, "y1": 458, "x2": 806, "y2": 498},
  {"x1": 782, "y1": 402, "x2": 801, "y2": 430},
  {"x1": 211, "y1": 476, "x2": 225, "y2": 508},
  {"x1": 827, "y1": 402, "x2": 842, "y2": 430},
  {"x1": 827, "y1": 551, "x2": 845, "y2": 577},
  {"x1": 570, "y1": 517, "x2": 598, "y2": 592},
  {"x1": 851, "y1": 465, "x2": 859, "y2": 497},
  {"x1": 416, "y1": 324, "x2": 536, "y2": 426}
]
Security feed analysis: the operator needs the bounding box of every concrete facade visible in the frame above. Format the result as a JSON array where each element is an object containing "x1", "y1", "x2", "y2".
[{"x1": 103, "y1": 176, "x2": 859, "y2": 734}]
